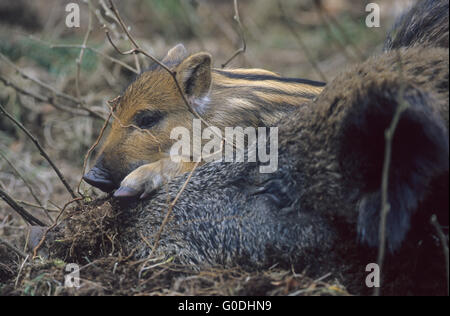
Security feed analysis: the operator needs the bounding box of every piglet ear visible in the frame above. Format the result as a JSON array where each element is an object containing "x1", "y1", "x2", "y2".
[
  {"x1": 340, "y1": 86, "x2": 449, "y2": 252},
  {"x1": 175, "y1": 52, "x2": 212, "y2": 103},
  {"x1": 162, "y1": 43, "x2": 189, "y2": 66}
]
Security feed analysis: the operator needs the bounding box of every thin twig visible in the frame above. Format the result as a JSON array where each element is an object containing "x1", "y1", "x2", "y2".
[
  {"x1": 179, "y1": 0, "x2": 207, "y2": 50},
  {"x1": 14, "y1": 255, "x2": 29, "y2": 288},
  {"x1": 51, "y1": 44, "x2": 138, "y2": 73},
  {"x1": 17, "y1": 200, "x2": 59, "y2": 213},
  {"x1": 32, "y1": 197, "x2": 83, "y2": 258},
  {"x1": 105, "y1": 100, "x2": 161, "y2": 147},
  {"x1": 77, "y1": 97, "x2": 118, "y2": 195},
  {"x1": 430, "y1": 214, "x2": 449, "y2": 296},
  {"x1": 0, "y1": 236, "x2": 28, "y2": 259},
  {"x1": 48, "y1": 200, "x2": 62, "y2": 211},
  {"x1": 277, "y1": 0, "x2": 327, "y2": 82},
  {"x1": 149, "y1": 139, "x2": 225, "y2": 254},
  {"x1": 0, "y1": 187, "x2": 46, "y2": 226},
  {"x1": 0, "y1": 150, "x2": 51, "y2": 222},
  {"x1": 28, "y1": 34, "x2": 138, "y2": 74},
  {"x1": 133, "y1": 52, "x2": 141, "y2": 74},
  {"x1": 374, "y1": 51, "x2": 409, "y2": 296},
  {"x1": 313, "y1": 1, "x2": 365, "y2": 61},
  {"x1": 0, "y1": 52, "x2": 78, "y2": 103},
  {"x1": 92, "y1": 3, "x2": 120, "y2": 38},
  {"x1": 150, "y1": 161, "x2": 201, "y2": 256},
  {"x1": 312, "y1": 4, "x2": 358, "y2": 62},
  {"x1": 75, "y1": 0, "x2": 94, "y2": 99},
  {"x1": 0, "y1": 75, "x2": 94, "y2": 117},
  {"x1": 222, "y1": 0, "x2": 247, "y2": 68},
  {"x1": 0, "y1": 52, "x2": 105, "y2": 121},
  {"x1": 0, "y1": 103, "x2": 78, "y2": 201},
  {"x1": 100, "y1": 0, "x2": 121, "y2": 25}
]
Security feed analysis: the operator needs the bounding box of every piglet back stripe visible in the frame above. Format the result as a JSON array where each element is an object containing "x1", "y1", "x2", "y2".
[{"x1": 214, "y1": 69, "x2": 326, "y2": 87}]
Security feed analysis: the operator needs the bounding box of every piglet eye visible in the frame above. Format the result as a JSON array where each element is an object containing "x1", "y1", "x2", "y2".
[{"x1": 134, "y1": 110, "x2": 164, "y2": 129}]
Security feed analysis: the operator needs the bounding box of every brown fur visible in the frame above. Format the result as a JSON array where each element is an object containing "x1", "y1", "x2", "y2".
[
  {"x1": 384, "y1": 0, "x2": 449, "y2": 50},
  {"x1": 279, "y1": 46, "x2": 448, "y2": 222}
]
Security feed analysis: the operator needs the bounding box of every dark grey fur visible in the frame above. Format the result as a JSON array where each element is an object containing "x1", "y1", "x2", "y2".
[{"x1": 384, "y1": 0, "x2": 449, "y2": 50}]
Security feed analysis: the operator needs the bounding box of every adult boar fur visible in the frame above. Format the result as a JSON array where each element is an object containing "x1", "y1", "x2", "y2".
[
  {"x1": 112, "y1": 45, "x2": 448, "y2": 294},
  {"x1": 384, "y1": 0, "x2": 449, "y2": 50}
]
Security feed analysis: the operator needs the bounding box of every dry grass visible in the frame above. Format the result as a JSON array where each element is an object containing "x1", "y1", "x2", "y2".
[{"x1": 1, "y1": 198, "x2": 350, "y2": 296}]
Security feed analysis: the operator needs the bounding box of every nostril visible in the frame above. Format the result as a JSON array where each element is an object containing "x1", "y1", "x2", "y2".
[{"x1": 83, "y1": 167, "x2": 117, "y2": 193}]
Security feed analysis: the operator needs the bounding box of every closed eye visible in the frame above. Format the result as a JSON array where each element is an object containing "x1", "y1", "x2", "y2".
[{"x1": 134, "y1": 110, "x2": 164, "y2": 129}]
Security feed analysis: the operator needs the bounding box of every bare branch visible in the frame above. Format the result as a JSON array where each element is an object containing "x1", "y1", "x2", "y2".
[
  {"x1": 0, "y1": 103, "x2": 78, "y2": 201},
  {"x1": 0, "y1": 150, "x2": 51, "y2": 222},
  {"x1": 28, "y1": 34, "x2": 138, "y2": 74},
  {"x1": 133, "y1": 52, "x2": 141, "y2": 74},
  {"x1": 374, "y1": 51, "x2": 409, "y2": 296},
  {"x1": 17, "y1": 200, "x2": 59, "y2": 213},
  {"x1": 0, "y1": 236, "x2": 28, "y2": 259},
  {"x1": 92, "y1": 3, "x2": 120, "y2": 38},
  {"x1": 149, "y1": 139, "x2": 225, "y2": 255},
  {"x1": 222, "y1": 0, "x2": 247, "y2": 68},
  {"x1": 75, "y1": 0, "x2": 94, "y2": 99},
  {"x1": 430, "y1": 214, "x2": 449, "y2": 296},
  {"x1": 312, "y1": 3, "x2": 358, "y2": 62},
  {"x1": 0, "y1": 75, "x2": 94, "y2": 117},
  {"x1": 77, "y1": 97, "x2": 118, "y2": 195},
  {"x1": 32, "y1": 197, "x2": 83, "y2": 258},
  {"x1": 106, "y1": 100, "x2": 161, "y2": 146},
  {"x1": 0, "y1": 52, "x2": 105, "y2": 121},
  {"x1": 0, "y1": 187, "x2": 46, "y2": 226},
  {"x1": 150, "y1": 160, "x2": 201, "y2": 256},
  {"x1": 55, "y1": 44, "x2": 138, "y2": 73},
  {"x1": 277, "y1": 0, "x2": 327, "y2": 82},
  {"x1": 313, "y1": 1, "x2": 364, "y2": 61},
  {"x1": 100, "y1": 0, "x2": 121, "y2": 26},
  {"x1": 0, "y1": 52, "x2": 77, "y2": 102}
]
